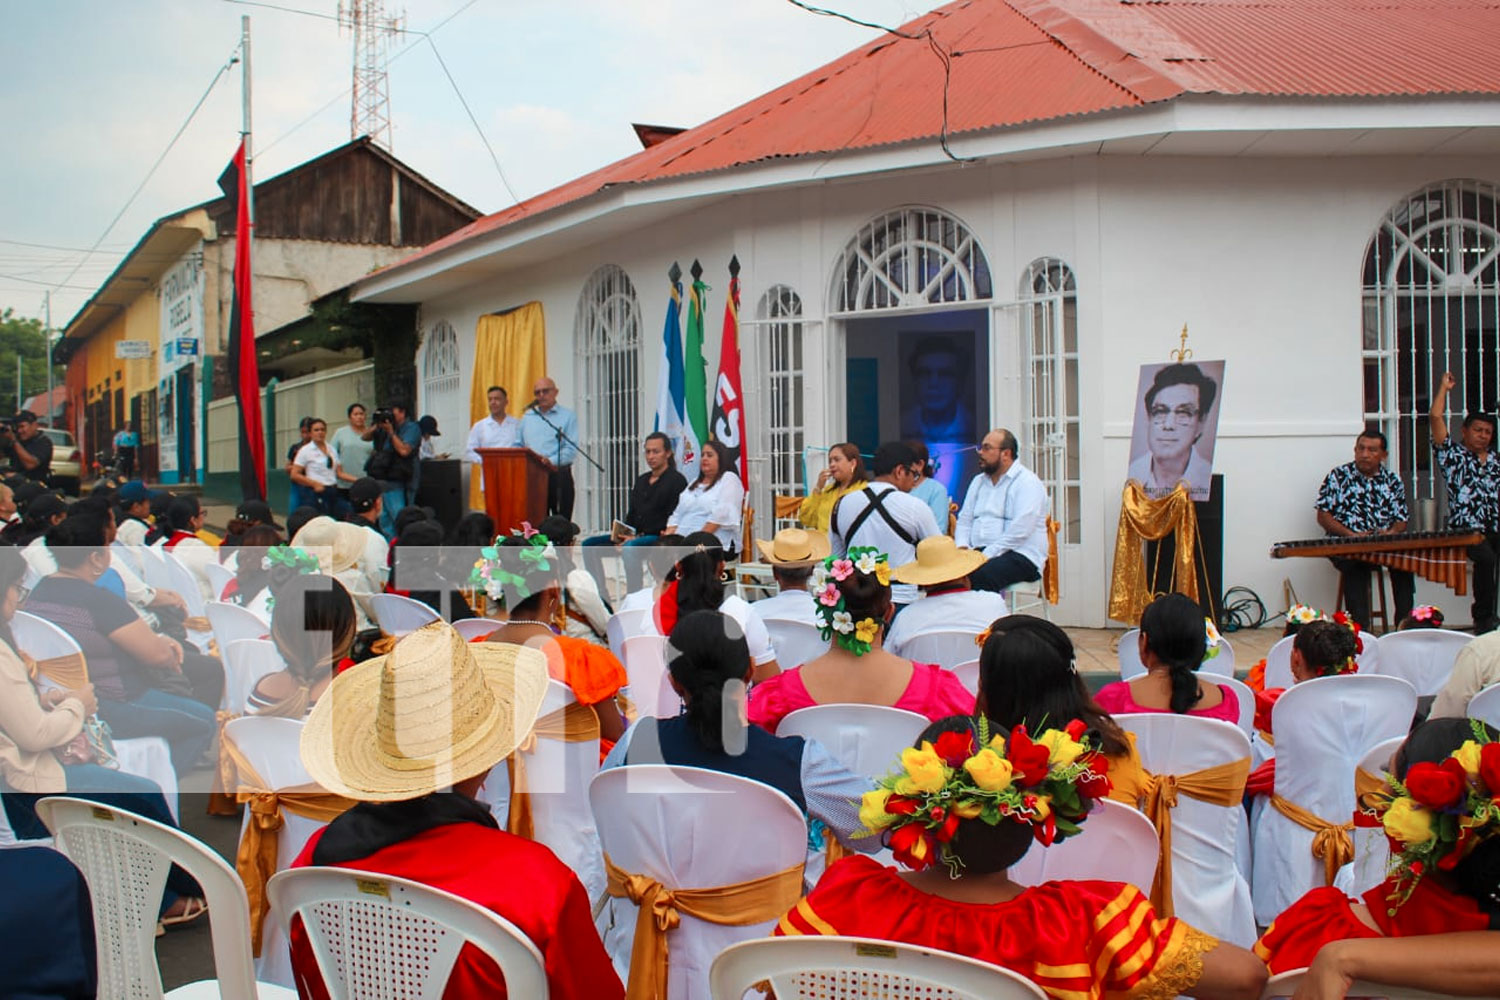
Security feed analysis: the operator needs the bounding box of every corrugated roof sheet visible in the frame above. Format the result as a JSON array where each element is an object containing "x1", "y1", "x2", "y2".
[{"x1": 382, "y1": 0, "x2": 1500, "y2": 274}]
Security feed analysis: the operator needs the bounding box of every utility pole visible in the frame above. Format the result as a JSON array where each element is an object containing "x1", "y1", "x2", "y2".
[
  {"x1": 43, "y1": 290, "x2": 51, "y2": 427},
  {"x1": 338, "y1": 0, "x2": 401, "y2": 149}
]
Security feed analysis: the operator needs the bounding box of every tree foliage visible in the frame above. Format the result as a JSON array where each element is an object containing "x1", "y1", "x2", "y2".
[{"x1": 0, "y1": 309, "x2": 50, "y2": 417}]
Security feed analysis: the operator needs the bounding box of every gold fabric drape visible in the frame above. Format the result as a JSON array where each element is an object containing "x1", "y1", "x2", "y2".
[
  {"x1": 1109, "y1": 482, "x2": 1201, "y2": 624},
  {"x1": 207, "y1": 710, "x2": 243, "y2": 817},
  {"x1": 1270, "y1": 793, "x2": 1355, "y2": 886},
  {"x1": 1043, "y1": 516, "x2": 1061, "y2": 604},
  {"x1": 220, "y1": 734, "x2": 356, "y2": 954},
  {"x1": 1139, "y1": 757, "x2": 1250, "y2": 917},
  {"x1": 468, "y1": 302, "x2": 547, "y2": 512},
  {"x1": 503, "y1": 699, "x2": 601, "y2": 841},
  {"x1": 604, "y1": 852, "x2": 805, "y2": 1000}
]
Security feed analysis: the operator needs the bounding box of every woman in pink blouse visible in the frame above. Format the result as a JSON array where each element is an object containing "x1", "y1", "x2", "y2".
[
  {"x1": 1095, "y1": 592, "x2": 1239, "y2": 723},
  {"x1": 748, "y1": 547, "x2": 973, "y2": 733}
]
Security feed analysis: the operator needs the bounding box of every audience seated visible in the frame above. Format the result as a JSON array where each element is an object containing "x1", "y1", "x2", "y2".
[
  {"x1": 1, "y1": 490, "x2": 66, "y2": 546},
  {"x1": 158, "y1": 495, "x2": 218, "y2": 602},
  {"x1": 750, "y1": 528, "x2": 827, "y2": 626},
  {"x1": 0, "y1": 847, "x2": 97, "y2": 999},
  {"x1": 603, "y1": 609, "x2": 878, "y2": 853},
  {"x1": 798, "y1": 443, "x2": 867, "y2": 533},
  {"x1": 1246, "y1": 619, "x2": 1359, "y2": 794},
  {"x1": 535, "y1": 515, "x2": 611, "y2": 644},
  {"x1": 246, "y1": 574, "x2": 356, "y2": 717},
  {"x1": 885, "y1": 535, "x2": 1008, "y2": 655},
  {"x1": 1095, "y1": 593, "x2": 1239, "y2": 723},
  {"x1": 974, "y1": 614, "x2": 1147, "y2": 807},
  {"x1": 644, "y1": 532, "x2": 779, "y2": 681},
  {"x1": 776, "y1": 714, "x2": 1267, "y2": 1000},
  {"x1": 904, "y1": 440, "x2": 951, "y2": 531},
  {"x1": 292, "y1": 622, "x2": 623, "y2": 1000},
  {"x1": 748, "y1": 547, "x2": 971, "y2": 733},
  {"x1": 660, "y1": 440, "x2": 743, "y2": 555},
  {"x1": 113, "y1": 479, "x2": 157, "y2": 547},
  {"x1": 1432, "y1": 626, "x2": 1500, "y2": 719},
  {"x1": 220, "y1": 524, "x2": 283, "y2": 612}
]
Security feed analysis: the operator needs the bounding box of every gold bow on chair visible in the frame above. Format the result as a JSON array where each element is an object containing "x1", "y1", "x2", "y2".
[
  {"x1": 603, "y1": 853, "x2": 805, "y2": 1000},
  {"x1": 504, "y1": 699, "x2": 601, "y2": 841},
  {"x1": 1139, "y1": 758, "x2": 1250, "y2": 916},
  {"x1": 21, "y1": 649, "x2": 89, "y2": 690},
  {"x1": 1109, "y1": 482, "x2": 1201, "y2": 624},
  {"x1": 220, "y1": 735, "x2": 357, "y2": 955},
  {"x1": 1042, "y1": 516, "x2": 1061, "y2": 605},
  {"x1": 1271, "y1": 793, "x2": 1355, "y2": 886}
]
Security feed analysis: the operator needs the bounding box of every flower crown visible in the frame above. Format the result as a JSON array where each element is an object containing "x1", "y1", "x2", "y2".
[
  {"x1": 859, "y1": 717, "x2": 1111, "y2": 873},
  {"x1": 1369, "y1": 721, "x2": 1500, "y2": 912},
  {"x1": 468, "y1": 524, "x2": 555, "y2": 605},
  {"x1": 809, "y1": 547, "x2": 890, "y2": 655},
  {"x1": 1321, "y1": 611, "x2": 1363, "y2": 676},
  {"x1": 1287, "y1": 603, "x2": 1326, "y2": 626},
  {"x1": 1203, "y1": 617, "x2": 1223, "y2": 662},
  {"x1": 260, "y1": 546, "x2": 323, "y2": 613},
  {"x1": 1409, "y1": 605, "x2": 1445, "y2": 627}
]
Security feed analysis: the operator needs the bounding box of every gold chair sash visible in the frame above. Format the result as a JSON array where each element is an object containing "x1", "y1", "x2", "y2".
[
  {"x1": 1140, "y1": 757, "x2": 1250, "y2": 917},
  {"x1": 206, "y1": 710, "x2": 243, "y2": 817},
  {"x1": 1270, "y1": 793, "x2": 1355, "y2": 886},
  {"x1": 1043, "y1": 516, "x2": 1061, "y2": 604},
  {"x1": 182, "y1": 615, "x2": 213, "y2": 633},
  {"x1": 1109, "y1": 482, "x2": 1201, "y2": 624},
  {"x1": 220, "y1": 734, "x2": 356, "y2": 955},
  {"x1": 604, "y1": 852, "x2": 805, "y2": 1000},
  {"x1": 503, "y1": 699, "x2": 601, "y2": 841},
  {"x1": 21, "y1": 649, "x2": 89, "y2": 691}
]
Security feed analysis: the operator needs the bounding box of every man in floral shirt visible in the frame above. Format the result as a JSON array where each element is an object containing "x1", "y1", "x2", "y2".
[
  {"x1": 1430, "y1": 371, "x2": 1500, "y2": 633},
  {"x1": 1315, "y1": 429, "x2": 1414, "y2": 630}
]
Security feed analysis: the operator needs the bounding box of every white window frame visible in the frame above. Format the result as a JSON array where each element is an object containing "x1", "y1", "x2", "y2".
[
  {"x1": 574, "y1": 264, "x2": 643, "y2": 529},
  {"x1": 741, "y1": 285, "x2": 810, "y2": 534},
  {"x1": 421, "y1": 319, "x2": 461, "y2": 403},
  {"x1": 829, "y1": 205, "x2": 994, "y2": 315},
  {"x1": 1018, "y1": 258, "x2": 1080, "y2": 545}
]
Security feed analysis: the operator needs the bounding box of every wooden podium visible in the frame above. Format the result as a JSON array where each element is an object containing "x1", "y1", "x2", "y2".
[{"x1": 477, "y1": 447, "x2": 551, "y2": 535}]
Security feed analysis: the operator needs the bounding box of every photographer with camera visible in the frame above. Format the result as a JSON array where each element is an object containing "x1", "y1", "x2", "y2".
[
  {"x1": 361, "y1": 399, "x2": 421, "y2": 538},
  {"x1": 1, "y1": 411, "x2": 53, "y2": 484}
]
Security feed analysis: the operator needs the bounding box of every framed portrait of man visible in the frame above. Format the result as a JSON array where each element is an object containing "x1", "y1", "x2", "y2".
[
  {"x1": 1127, "y1": 360, "x2": 1225, "y2": 502},
  {"x1": 898, "y1": 331, "x2": 981, "y2": 497}
]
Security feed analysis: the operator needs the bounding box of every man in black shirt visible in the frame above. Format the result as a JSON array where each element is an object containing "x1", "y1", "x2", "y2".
[
  {"x1": 2, "y1": 410, "x2": 53, "y2": 482},
  {"x1": 582, "y1": 431, "x2": 688, "y2": 595}
]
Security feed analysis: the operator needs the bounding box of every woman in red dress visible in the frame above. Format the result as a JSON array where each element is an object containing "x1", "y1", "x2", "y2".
[
  {"x1": 777, "y1": 714, "x2": 1268, "y2": 1000},
  {"x1": 1095, "y1": 593, "x2": 1240, "y2": 724}
]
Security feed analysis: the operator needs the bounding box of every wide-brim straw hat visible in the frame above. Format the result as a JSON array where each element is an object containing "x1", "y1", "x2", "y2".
[
  {"x1": 754, "y1": 527, "x2": 832, "y2": 566},
  {"x1": 292, "y1": 515, "x2": 368, "y2": 575},
  {"x1": 301, "y1": 620, "x2": 548, "y2": 801},
  {"x1": 893, "y1": 535, "x2": 988, "y2": 587}
]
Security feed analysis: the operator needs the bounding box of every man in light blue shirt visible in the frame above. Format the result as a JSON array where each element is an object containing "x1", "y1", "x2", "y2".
[
  {"x1": 955, "y1": 428, "x2": 1050, "y2": 594},
  {"x1": 520, "y1": 376, "x2": 579, "y2": 519}
]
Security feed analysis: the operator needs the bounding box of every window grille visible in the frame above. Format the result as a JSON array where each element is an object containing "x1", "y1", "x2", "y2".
[
  {"x1": 831, "y1": 206, "x2": 993, "y2": 313},
  {"x1": 1019, "y1": 259, "x2": 1080, "y2": 544},
  {"x1": 1363, "y1": 179, "x2": 1500, "y2": 506},
  {"x1": 421, "y1": 320, "x2": 460, "y2": 402},
  {"x1": 744, "y1": 285, "x2": 807, "y2": 532},
  {"x1": 575, "y1": 264, "x2": 643, "y2": 529}
]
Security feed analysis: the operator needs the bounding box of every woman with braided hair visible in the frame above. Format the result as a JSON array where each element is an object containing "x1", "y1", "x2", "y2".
[{"x1": 245, "y1": 574, "x2": 356, "y2": 717}]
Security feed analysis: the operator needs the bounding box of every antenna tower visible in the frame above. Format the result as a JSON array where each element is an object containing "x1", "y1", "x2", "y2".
[{"x1": 338, "y1": 0, "x2": 402, "y2": 149}]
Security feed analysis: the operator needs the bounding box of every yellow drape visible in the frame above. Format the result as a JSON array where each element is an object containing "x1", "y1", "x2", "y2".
[
  {"x1": 604, "y1": 852, "x2": 805, "y2": 1000},
  {"x1": 1270, "y1": 793, "x2": 1356, "y2": 887},
  {"x1": 220, "y1": 734, "x2": 357, "y2": 955},
  {"x1": 21, "y1": 649, "x2": 89, "y2": 691},
  {"x1": 1139, "y1": 757, "x2": 1250, "y2": 917},
  {"x1": 503, "y1": 699, "x2": 601, "y2": 842},
  {"x1": 1109, "y1": 482, "x2": 1201, "y2": 624},
  {"x1": 1042, "y1": 515, "x2": 1061, "y2": 604},
  {"x1": 468, "y1": 302, "x2": 547, "y2": 512}
]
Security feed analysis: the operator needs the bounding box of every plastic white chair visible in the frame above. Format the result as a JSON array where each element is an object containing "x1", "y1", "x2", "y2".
[
  {"x1": 224, "y1": 639, "x2": 288, "y2": 715},
  {"x1": 591, "y1": 765, "x2": 807, "y2": 1000},
  {"x1": 763, "y1": 618, "x2": 827, "y2": 669},
  {"x1": 899, "y1": 629, "x2": 983, "y2": 670},
  {"x1": 1469, "y1": 682, "x2": 1500, "y2": 729},
  {"x1": 1009, "y1": 799, "x2": 1160, "y2": 894},
  {"x1": 1371, "y1": 629, "x2": 1473, "y2": 696},
  {"x1": 112, "y1": 540, "x2": 145, "y2": 580},
  {"x1": 620, "y1": 634, "x2": 679, "y2": 718},
  {"x1": 1333, "y1": 734, "x2": 1406, "y2": 900},
  {"x1": 710, "y1": 936, "x2": 1048, "y2": 1000},
  {"x1": 267, "y1": 867, "x2": 549, "y2": 1000},
  {"x1": 1117, "y1": 628, "x2": 1145, "y2": 678},
  {"x1": 207, "y1": 600, "x2": 270, "y2": 651},
  {"x1": 1213, "y1": 673, "x2": 1256, "y2": 735},
  {"x1": 203, "y1": 562, "x2": 236, "y2": 602},
  {"x1": 36, "y1": 796, "x2": 296, "y2": 1000},
  {"x1": 484, "y1": 680, "x2": 604, "y2": 902},
  {"x1": 1003, "y1": 577, "x2": 1048, "y2": 620},
  {"x1": 1117, "y1": 713, "x2": 1257, "y2": 947},
  {"x1": 223, "y1": 716, "x2": 329, "y2": 989},
  {"x1": 1260, "y1": 968, "x2": 1495, "y2": 1000},
  {"x1": 1250, "y1": 673, "x2": 1417, "y2": 925},
  {"x1": 160, "y1": 550, "x2": 209, "y2": 616},
  {"x1": 606, "y1": 608, "x2": 651, "y2": 661},
  {"x1": 367, "y1": 592, "x2": 441, "y2": 636},
  {"x1": 952, "y1": 657, "x2": 980, "y2": 695},
  {"x1": 452, "y1": 617, "x2": 499, "y2": 641},
  {"x1": 777, "y1": 704, "x2": 927, "y2": 776}
]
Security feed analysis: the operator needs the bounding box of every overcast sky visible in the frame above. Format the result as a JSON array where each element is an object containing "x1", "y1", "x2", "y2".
[{"x1": 0, "y1": 0, "x2": 944, "y2": 327}]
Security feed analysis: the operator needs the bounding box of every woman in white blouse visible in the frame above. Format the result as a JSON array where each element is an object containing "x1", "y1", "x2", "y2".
[
  {"x1": 291, "y1": 418, "x2": 340, "y2": 516},
  {"x1": 661, "y1": 440, "x2": 744, "y2": 555}
]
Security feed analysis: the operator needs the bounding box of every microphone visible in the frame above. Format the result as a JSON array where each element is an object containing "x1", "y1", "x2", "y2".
[{"x1": 524, "y1": 399, "x2": 540, "y2": 412}]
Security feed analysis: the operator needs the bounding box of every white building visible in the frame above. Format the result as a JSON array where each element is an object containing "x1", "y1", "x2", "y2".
[{"x1": 352, "y1": 0, "x2": 1500, "y2": 626}]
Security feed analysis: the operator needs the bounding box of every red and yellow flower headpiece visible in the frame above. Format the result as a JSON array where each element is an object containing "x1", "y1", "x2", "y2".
[{"x1": 859, "y1": 717, "x2": 1112, "y2": 873}]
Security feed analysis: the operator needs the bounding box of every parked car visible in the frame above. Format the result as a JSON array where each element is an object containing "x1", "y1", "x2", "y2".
[{"x1": 40, "y1": 427, "x2": 81, "y2": 495}]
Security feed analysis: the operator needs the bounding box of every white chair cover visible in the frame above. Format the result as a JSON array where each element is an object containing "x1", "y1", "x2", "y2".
[
  {"x1": 763, "y1": 619, "x2": 826, "y2": 670},
  {"x1": 897, "y1": 629, "x2": 982, "y2": 670},
  {"x1": 13, "y1": 609, "x2": 84, "y2": 661},
  {"x1": 1117, "y1": 713, "x2": 1257, "y2": 947},
  {"x1": 1250, "y1": 673, "x2": 1416, "y2": 924},
  {"x1": 951, "y1": 658, "x2": 980, "y2": 695},
  {"x1": 1212, "y1": 674, "x2": 1256, "y2": 735},
  {"x1": 206, "y1": 601, "x2": 270, "y2": 662},
  {"x1": 590, "y1": 765, "x2": 807, "y2": 1000},
  {"x1": 619, "y1": 634, "x2": 679, "y2": 718},
  {"x1": 367, "y1": 593, "x2": 440, "y2": 636},
  {"x1": 1117, "y1": 628, "x2": 1145, "y2": 679},
  {"x1": 1010, "y1": 799, "x2": 1159, "y2": 895},
  {"x1": 1371, "y1": 630, "x2": 1473, "y2": 696},
  {"x1": 1266, "y1": 632, "x2": 1380, "y2": 689},
  {"x1": 224, "y1": 716, "x2": 327, "y2": 990},
  {"x1": 203, "y1": 562, "x2": 236, "y2": 603},
  {"x1": 777, "y1": 704, "x2": 926, "y2": 778},
  {"x1": 1469, "y1": 682, "x2": 1500, "y2": 730},
  {"x1": 1333, "y1": 734, "x2": 1406, "y2": 899},
  {"x1": 451, "y1": 618, "x2": 499, "y2": 641},
  {"x1": 484, "y1": 680, "x2": 604, "y2": 902},
  {"x1": 1201, "y1": 637, "x2": 1236, "y2": 678},
  {"x1": 606, "y1": 608, "x2": 652, "y2": 661},
  {"x1": 224, "y1": 639, "x2": 288, "y2": 716},
  {"x1": 156, "y1": 550, "x2": 214, "y2": 652}
]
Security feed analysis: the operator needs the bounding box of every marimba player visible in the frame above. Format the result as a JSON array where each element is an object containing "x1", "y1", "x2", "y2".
[
  {"x1": 1431, "y1": 370, "x2": 1500, "y2": 634},
  {"x1": 1315, "y1": 429, "x2": 1414, "y2": 630}
]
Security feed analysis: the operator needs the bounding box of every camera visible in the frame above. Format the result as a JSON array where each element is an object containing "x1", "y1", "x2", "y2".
[{"x1": 372, "y1": 408, "x2": 394, "y2": 426}]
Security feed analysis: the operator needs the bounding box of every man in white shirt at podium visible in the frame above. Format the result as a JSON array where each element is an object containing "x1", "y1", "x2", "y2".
[{"x1": 465, "y1": 385, "x2": 522, "y2": 494}]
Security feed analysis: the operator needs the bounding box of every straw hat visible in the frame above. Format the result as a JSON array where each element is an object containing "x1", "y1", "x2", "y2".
[
  {"x1": 892, "y1": 535, "x2": 988, "y2": 587},
  {"x1": 753, "y1": 527, "x2": 832, "y2": 566},
  {"x1": 292, "y1": 515, "x2": 368, "y2": 575},
  {"x1": 300, "y1": 620, "x2": 548, "y2": 801}
]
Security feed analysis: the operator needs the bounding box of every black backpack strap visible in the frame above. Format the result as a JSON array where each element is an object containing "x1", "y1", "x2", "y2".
[{"x1": 841, "y1": 487, "x2": 916, "y2": 549}]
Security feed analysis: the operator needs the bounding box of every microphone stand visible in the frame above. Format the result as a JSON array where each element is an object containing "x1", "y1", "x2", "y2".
[{"x1": 527, "y1": 405, "x2": 604, "y2": 474}]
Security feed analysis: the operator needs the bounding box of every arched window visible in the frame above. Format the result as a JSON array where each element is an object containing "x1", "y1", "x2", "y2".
[
  {"x1": 575, "y1": 264, "x2": 643, "y2": 528},
  {"x1": 748, "y1": 285, "x2": 805, "y2": 528},
  {"x1": 831, "y1": 206, "x2": 992, "y2": 313},
  {"x1": 1363, "y1": 179, "x2": 1500, "y2": 504},
  {"x1": 421, "y1": 319, "x2": 461, "y2": 402},
  {"x1": 1019, "y1": 259, "x2": 1079, "y2": 544}
]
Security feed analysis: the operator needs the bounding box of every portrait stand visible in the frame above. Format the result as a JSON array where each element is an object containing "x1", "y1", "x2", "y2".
[
  {"x1": 477, "y1": 447, "x2": 550, "y2": 535},
  {"x1": 1146, "y1": 473, "x2": 1224, "y2": 623}
]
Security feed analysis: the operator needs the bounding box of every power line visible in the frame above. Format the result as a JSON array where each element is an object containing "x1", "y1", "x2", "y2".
[
  {"x1": 0, "y1": 272, "x2": 103, "y2": 291},
  {"x1": 424, "y1": 34, "x2": 518, "y2": 204},
  {"x1": 0, "y1": 237, "x2": 134, "y2": 254},
  {"x1": 220, "y1": 0, "x2": 343, "y2": 22}
]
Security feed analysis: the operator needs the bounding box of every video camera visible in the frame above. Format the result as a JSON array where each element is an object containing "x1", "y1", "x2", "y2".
[{"x1": 371, "y1": 407, "x2": 395, "y2": 426}]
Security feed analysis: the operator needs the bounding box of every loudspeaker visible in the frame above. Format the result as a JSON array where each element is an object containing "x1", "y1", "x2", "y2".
[
  {"x1": 1145, "y1": 474, "x2": 1224, "y2": 623},
  {"x1": 416, "y1": 459, "x2": 463, "y2": 527}
]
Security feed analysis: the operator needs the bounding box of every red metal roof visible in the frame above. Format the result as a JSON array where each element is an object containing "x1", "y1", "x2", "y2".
[{"x1": 384, "y1": 0, "x2": 1500, "y2": 273}]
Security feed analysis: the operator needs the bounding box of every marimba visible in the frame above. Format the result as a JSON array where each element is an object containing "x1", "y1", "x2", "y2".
[{"x1": 1270, "y1": 529, "x2": 1483, "y2": 594}]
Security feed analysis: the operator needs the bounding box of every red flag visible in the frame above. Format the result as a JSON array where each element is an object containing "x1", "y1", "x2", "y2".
[
  {"x1": 218, "y1": 141, "x2": 266, "y2": 500},
  {"x1": 709, "y1": 256, "x2": 748, "y2": 483}
]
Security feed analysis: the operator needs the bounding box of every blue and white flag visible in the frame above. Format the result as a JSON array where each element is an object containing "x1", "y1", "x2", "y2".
[{"x1": 655, "y1": 273, "x2": 700, "y2": 481}]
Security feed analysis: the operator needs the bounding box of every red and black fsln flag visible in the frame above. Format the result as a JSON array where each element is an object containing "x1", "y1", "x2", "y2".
[{"x1": 218, "y1": 141, "x2": 267, "y2": 501}]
